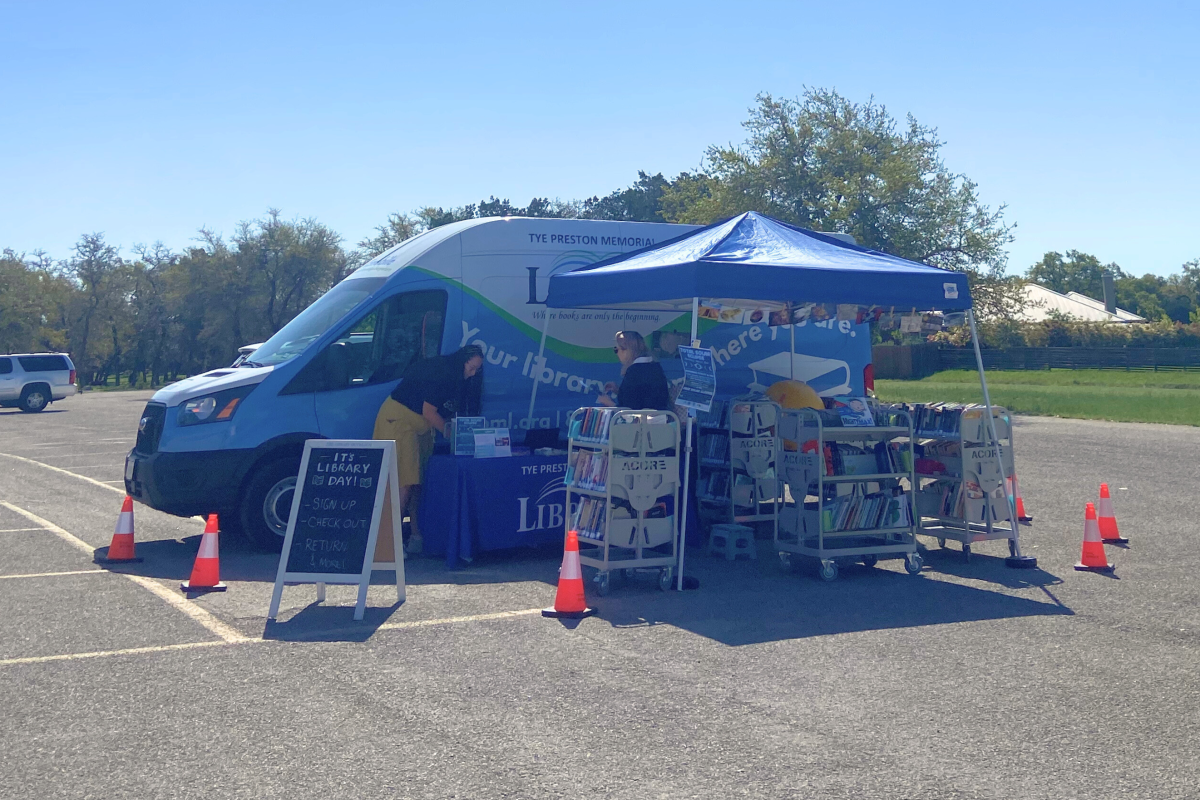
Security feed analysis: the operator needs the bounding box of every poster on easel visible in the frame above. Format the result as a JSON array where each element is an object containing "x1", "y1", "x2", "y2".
[
  {"x1": 676, "y1": 345, "x2": 717, "y2": 412},
  {"x1": 268, "y1": 439, "x2": 405, "y2": 622}
]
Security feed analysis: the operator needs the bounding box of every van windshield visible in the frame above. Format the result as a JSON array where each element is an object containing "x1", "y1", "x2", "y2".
[{"x1": 246, "y1": 277, "x2": 388, "y2": 367}]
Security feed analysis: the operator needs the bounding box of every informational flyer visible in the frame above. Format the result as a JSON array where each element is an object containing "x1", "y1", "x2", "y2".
[
  {"x1": 676, "y1": 345, "x2": 717, "y2": 412},
  {"x1": 473, "y1": 430, "x2": 497, "y2": 458},
  {"x1": 453, "y1": 416, "x2": 488, "y2": 456}
]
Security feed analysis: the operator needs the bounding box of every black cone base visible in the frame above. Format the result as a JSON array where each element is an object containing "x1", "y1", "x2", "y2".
[
  {"x1": 181, "y1": 581, "x2": 227, "y2": 592},
  {"x1": 1102, "y1": 537, "x2": 1129, "y2": 544},
  {"x1": 1073, "y1": 563, "x2": 1114, "y2": 573},
  {"x1": 1006, "y1": 555, "x2": 1038, "y2": 569},
  {"x1": 541, "y1": 606, "x2": 596, "y2": 619}
]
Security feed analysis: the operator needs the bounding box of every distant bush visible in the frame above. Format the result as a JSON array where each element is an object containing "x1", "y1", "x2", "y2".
[{"x1": 929, "y1": 318, "x2": 1200, "y2": 349}]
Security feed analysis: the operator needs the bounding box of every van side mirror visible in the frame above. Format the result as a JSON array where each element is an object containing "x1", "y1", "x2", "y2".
[{"x1": 326, "y1": 342, "x2": 351, "y2": 389}]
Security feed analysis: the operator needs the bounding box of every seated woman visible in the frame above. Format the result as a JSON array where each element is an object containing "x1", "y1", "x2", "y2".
[{"x1": 596, "y1": 330, "x2": 670, "y2": 411}]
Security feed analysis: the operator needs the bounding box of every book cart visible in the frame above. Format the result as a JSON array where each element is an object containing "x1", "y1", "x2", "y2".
[
  {"x1": 565, "y1": 407, "x2": 682, "y2": 596},
  {"x1": 695, "y1": 398, "x2": 781, "y2": 536},
  {"x1": 774, "y1": 407, "x2": 921, "y2": 581},
  {"x1": 695, "y1": 400, "x2": 729, "y2": 524},
  {"x1": 901, "y1": 404, "x2": 1020, "y2": 561}
]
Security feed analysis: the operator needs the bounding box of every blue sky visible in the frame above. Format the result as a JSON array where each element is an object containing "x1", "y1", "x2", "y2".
[{"x1": 1, "y1": 1, "x2": 1196, "y2": 277}]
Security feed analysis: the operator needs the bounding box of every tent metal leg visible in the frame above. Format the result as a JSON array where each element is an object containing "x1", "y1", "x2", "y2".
[
  {"x1": 525, "y1": 310, "x2": 552, "y2": 427},
  {"x1": 968, "y1": 310, "x2": 1036, "y2": 569},
  {"x1": 676, "y1": 297, "x2": 700, "y2": 591},
  {"x1": 790, "y1": 323, "x2": 795, "y2": 380}
]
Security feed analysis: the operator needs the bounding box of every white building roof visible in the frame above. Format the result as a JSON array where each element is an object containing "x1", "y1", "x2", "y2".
[{"x1": 1019, "y1": 283, "x2": 1146, "y2": 323}]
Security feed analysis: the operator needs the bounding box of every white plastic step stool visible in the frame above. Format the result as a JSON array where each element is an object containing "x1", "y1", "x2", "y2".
[{"x1": 708, "y1": 523, "x2": 757, "y2": 561}]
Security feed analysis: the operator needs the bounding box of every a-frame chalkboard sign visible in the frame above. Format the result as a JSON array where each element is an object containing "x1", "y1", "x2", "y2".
[{"x1": 268, "y1": 439, "x2": 406, "y2": 622}]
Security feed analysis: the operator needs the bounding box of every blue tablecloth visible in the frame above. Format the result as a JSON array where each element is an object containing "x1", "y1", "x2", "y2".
[
  {"x1": 419, "y1": 452, "x2": 702, "y2": 569},
  {"x1": 419, "y1": 454, "x2": 569, "y2": 568}
]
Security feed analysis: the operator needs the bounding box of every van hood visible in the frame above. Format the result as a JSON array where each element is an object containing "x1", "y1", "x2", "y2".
[{"x1": 151, "y1": 366, "x2": 274, "y2": 408}]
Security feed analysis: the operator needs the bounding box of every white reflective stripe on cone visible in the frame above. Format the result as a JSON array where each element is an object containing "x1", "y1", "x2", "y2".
[
  {"x1": 115, "y1": 512, "x2": 134, "y2": 535},
  {"x1": 1098, "y1": 496, "x2": 1115, "y2": 516},
  {"x1": 561, "y1": 549, "x2": 582, "y2": 581},
  {"x1": 1083, "y1": 516, "x2": 1102, "y2": 543},
  {"x1": 196, "y1": 533, "x2": 219, "y2": 559}
]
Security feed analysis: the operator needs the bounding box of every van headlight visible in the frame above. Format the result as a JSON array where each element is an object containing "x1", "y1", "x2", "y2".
[{"x1": 177, "y1": 385, "x2": 256, "y2": 426}]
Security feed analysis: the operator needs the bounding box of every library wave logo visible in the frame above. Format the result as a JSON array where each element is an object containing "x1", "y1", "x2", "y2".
[
  {"x1": 535, "y1": 477, "x2": 566, "y2": 504},
  {"x1": 517, "y1": 476, "x2": 569, "y2": 533}
]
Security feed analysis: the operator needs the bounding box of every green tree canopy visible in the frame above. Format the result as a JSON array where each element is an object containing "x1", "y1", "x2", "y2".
[{"x1": 659, "y1": 89, "x2": 1019, "y2": 317}]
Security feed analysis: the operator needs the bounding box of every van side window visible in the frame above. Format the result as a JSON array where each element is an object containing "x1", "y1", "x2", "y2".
[
  {"x1": 289, "y1": 289, "x2": 447, "y2": 393},
  {"x1": 0, "y1": 358, "x2": 12, "y2": 375}
]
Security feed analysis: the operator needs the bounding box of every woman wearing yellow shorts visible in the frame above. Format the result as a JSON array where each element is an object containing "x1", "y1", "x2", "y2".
[{"x1": 374, "y1": 345, "x2": 484, "y2": 554}]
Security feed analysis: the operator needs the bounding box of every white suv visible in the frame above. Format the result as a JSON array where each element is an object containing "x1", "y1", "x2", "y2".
[{"x1": 0, "y1": 353, "x2": 78, "y2": 412}]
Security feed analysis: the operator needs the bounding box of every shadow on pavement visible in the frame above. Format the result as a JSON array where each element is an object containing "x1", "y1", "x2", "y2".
[
  {"x1": 583, "y1": 545, "x2": 1073, "y2": 647},
  {"x1": 94, "y1": 535, "x2": 562, "y2": 587},
  {"x1": 261, "y1": 600, "x2": 405, "y2": 643},
  {"x1": 95, "y1": 535, "x2": 1072, "y2": 648}
]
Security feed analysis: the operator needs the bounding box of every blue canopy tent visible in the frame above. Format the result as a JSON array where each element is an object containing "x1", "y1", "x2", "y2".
[
  {"x1": 546, "y1": 211, "x2": 972, "y2": 313},
  {"x1": 531, "y1": 212, "x2": 1033, "y2": 587}
]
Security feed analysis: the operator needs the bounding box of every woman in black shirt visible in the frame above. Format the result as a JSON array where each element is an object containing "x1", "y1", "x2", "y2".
[
  {"x1": 597, "y1": 330, "x2": 670, "y2": 411},
  {"x1": 373, "y1": 345, "x2": 484, "y2": 554}
]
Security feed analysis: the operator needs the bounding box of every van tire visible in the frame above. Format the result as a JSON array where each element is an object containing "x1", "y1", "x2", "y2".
[
  {"x1": 239, "y1": 456, "x2": 301, "y2": 552},
  {"x1": 19, "y1": 384, "x2": 51, "y2": 413}
]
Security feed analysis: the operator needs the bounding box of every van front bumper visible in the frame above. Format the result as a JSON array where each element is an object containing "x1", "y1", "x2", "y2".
[{"x1": 124, "y1": 448, "x2": 253, "y2": 518}]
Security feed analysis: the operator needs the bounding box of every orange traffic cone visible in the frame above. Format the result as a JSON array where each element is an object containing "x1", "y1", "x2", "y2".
[
  {"x1": 1074, "y1": 502, "x2": 1114, "y2": 573},
  {"x1": 542, "y1": 530, "x2": 595, "y2": 619},
  {"x1": 181, "y1": 514, "x2": 227, "y2": 592},
  {"x1": 96, "y1": 496, "x2": 142, "y2": 564},
  {"x1": 1097, "y1": 483, "x2": 1127, "y2": 544},
  {"x1": 1011, "y1": 475, "x2": 1032, "y2": 523}
]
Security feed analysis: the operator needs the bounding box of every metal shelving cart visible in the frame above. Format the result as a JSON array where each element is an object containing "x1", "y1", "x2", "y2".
[
  {"x1": 727, "y1": 397, "x2": 782, "y2": 535},
  {"x1": 904, "y1": 404, "x2": 1021, "y2": 561},
  {"x1": 774, "y1": 406, "x2": 921, "y2": 581},
  {"x1": 565, "y1": 407, "x2": 682, "y2": 595}
]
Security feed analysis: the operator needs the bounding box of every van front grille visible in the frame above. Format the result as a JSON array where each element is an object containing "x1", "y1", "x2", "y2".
[{"x1": 135, "y1": 403, "x2": 166, "y2": 455}]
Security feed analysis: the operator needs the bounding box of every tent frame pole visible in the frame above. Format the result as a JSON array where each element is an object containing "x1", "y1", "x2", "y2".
[
  {"x1": 968, "y1": 309, "x2": 1035, "y2": 567},
  {"x1": 525, "y1": 310, "x2": 552, "y2": 426},
  {"x1": 790, "y1": 322, "x2": 795, "y2": 380},
  {"x1": 676, "y1": 297, "x2": 700, "y2": 591}
]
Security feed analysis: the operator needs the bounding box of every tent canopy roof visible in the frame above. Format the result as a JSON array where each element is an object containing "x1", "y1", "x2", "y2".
[{"x1": 545, "y1": 212, "x2": 972, "y2": 312}]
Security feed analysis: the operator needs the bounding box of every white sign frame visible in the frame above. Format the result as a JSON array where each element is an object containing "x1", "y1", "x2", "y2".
[{"x1": 268, "y1": 439, "x2": 405, "y2": 622}]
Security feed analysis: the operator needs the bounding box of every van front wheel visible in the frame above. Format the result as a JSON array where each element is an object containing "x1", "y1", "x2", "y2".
[{"x1": 239, "y1": 457, "x2": 300, "y2": 552}]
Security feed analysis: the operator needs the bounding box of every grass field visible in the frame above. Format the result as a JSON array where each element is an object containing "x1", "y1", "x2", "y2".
[{"x1": 876, "y1": 369, "x2": 1200, "y2": 426}]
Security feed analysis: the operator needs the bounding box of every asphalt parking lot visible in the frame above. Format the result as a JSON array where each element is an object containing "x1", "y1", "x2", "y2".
[{"x1": 1, "y1": 391, "x2": 1198, "y2": 799}]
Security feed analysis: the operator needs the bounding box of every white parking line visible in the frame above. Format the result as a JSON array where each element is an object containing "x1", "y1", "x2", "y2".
[
  {"x1": 0, "y1": 452, "x2": 125, "y2": 494},
  {"x1": 0, "y1": 608, "x2": 547, "y2": 668},
  {"x1": 0, "y1": 640, "x2": 234, "y2": 667},
  {"x1": 0, "y1": 503, "x2": 249, "y2": 644},
  {"x1": 0, "y1": 528, "x2": 46, "y2": 533},
  {"x1": 0, "y1": 569, "x2": 108, "y2": 580}
]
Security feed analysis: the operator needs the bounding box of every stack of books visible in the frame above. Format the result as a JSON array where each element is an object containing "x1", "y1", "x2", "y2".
[
  {"x1": 821, "y1": 491, "x2": 912, "y2": 532},
  {"x1": 569, "y1": 407, "x2": 619, "y2": 443},
  {"x1": 699, "y1": 434, "x2": 729, "y2": 465},
  {"x1": 565, "y1": 450, "x2": 608, "y2": 491},
  {"x1": 571, "y1": 497, "x2": 609, "y2": 541}
]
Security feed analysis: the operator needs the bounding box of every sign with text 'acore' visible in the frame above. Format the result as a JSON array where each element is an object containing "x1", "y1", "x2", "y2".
[{"x1": 268, "y1": 439, "x2": 405, "y2": 622}]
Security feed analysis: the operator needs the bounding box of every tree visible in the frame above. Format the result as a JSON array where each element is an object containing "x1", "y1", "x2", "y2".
[
  {"x1": 578, "y1": 171, "x2": 672, "y2": 221},
  {"x1": 0, "y1": 250, "x2": 71, "y2": 353},
  {"x1": 1026, "y1": 250, "x2": 1121, "y2": 300},
  {"x1": 357, "y1": 213, "x2": 423, "y2": 261},
  {"x1": 659, "y1": 90, "x2": 1020, "y2": 318},
  {"x1": 61, "y1": 233, "x2": 128, "y2": 384}
]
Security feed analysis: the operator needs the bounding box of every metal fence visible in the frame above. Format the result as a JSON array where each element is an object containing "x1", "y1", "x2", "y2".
[{"x1": 873, "y1": 345, "x2": 1200, "y2": 378}]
